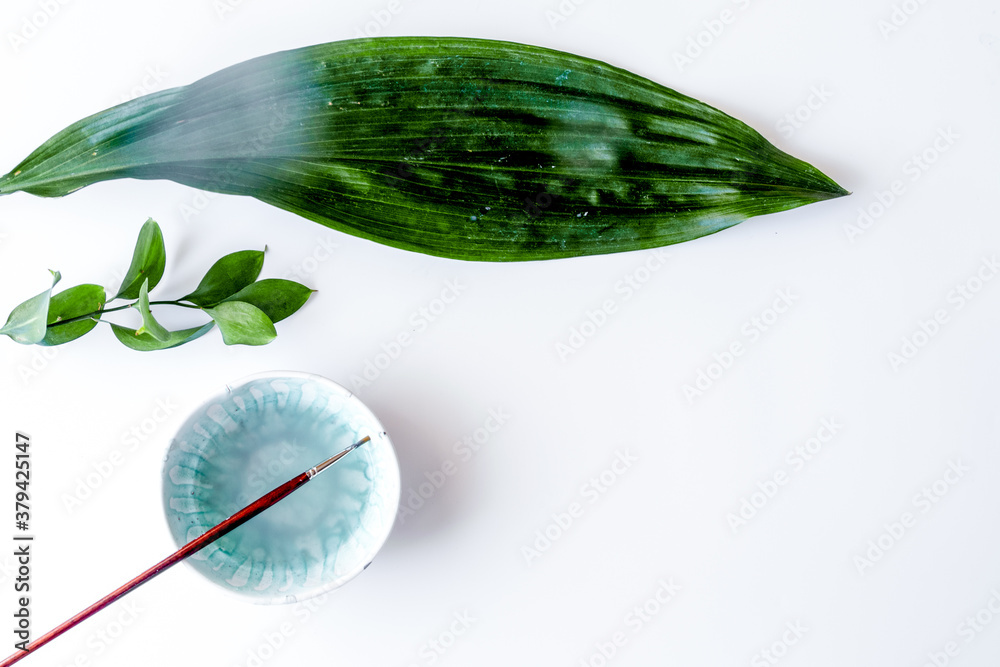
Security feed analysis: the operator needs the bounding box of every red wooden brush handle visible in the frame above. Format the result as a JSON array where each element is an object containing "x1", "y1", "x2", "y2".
[{"x1": 0, "y1": 472, "x2": 309, "y2": 667}]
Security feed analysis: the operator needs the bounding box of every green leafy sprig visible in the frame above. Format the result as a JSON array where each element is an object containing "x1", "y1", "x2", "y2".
[{"x1": 0, "y1": 219, "x2": 315, "y2": 351}]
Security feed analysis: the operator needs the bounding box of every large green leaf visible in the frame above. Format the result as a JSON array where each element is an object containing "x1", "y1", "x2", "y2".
[
  {"x1": 41, "y1": 283, "x2": 106, "y2": 346},
  {"x1": 205, "y1": 301, "x2": 276, "y2": 346},
  {"x1": 0, "y1": 37, "x2": 847, "y2": 262},
  {"x1": 222, "y1": 279, "x2": 314, "y2": 323},
  {"x1": 182, "y1": 249, "x2": 265, "y2": 307},
  {"x1": 114, "y1": 218, "x2": 166, "y2": 300},
  {"x1": 111, "y1": 322, "x2": 215, "y2": 351},
  {"x1": 0, "y1": 270, "x2": 60, "y2": 344}
]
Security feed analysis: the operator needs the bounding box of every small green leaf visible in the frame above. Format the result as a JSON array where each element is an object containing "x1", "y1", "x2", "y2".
[
  {"x1": 134, "y1": 278, "x2": 170, "y2": 342},
  {"x1": 205, "y1": 301, "x2": 276, "y2": 346},
  {"x1": 182, "y1": 249, "x2": 265, "y2": 307},
  {"x1": 0, "y1": 270, "x2": 60, "y2": 344},
  {"x1": 41, "y1": 284, "x2": 106, "y2": 346},
  {"x1": 114, "y1": 218, "x2": 166, "y2": 300},
  {"x1": 222, "y1": 279, "x2": 314, "y2": 323},
  {"x1": 111, "y1": 322, "x2": 215, "y2": 351}
]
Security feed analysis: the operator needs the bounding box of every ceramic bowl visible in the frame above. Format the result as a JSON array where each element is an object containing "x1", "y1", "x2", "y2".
[{"x1": 161, "y1": 371, "x2": 399, "y2": 604}]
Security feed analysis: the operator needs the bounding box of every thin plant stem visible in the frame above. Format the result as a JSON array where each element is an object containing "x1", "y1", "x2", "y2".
[{"x1": 47, "y1": 300, "x2": 203, "y2": 329}]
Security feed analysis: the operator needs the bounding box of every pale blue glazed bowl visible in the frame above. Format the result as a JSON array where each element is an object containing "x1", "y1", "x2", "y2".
[{"x1": 161, "y1": 372, "x2": 399, "y2": 604}]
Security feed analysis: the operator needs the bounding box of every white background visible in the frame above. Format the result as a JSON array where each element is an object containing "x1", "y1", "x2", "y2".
[{"x1": 0, "y1": 0, "x2": 998, "y2": 665}]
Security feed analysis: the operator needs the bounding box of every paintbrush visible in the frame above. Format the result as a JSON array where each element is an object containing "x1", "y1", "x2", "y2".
[{"x1": 0, "y1": 435, "x2": 372, "y2": 666}]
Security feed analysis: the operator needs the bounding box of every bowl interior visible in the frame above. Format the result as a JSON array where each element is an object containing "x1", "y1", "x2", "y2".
[{"x1": 162, "y1": 374, "x2": 399, "y2": 604}]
